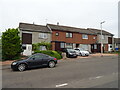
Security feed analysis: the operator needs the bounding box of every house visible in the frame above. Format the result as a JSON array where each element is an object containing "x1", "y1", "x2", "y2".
[
  {"x1": 19, "y1": 22, "x2": 114, "y2": 55},
  {"x1": 47, "y1": 24, "x2": 98, "y2": 53},
  {"x1": 114, "y1": 38, "x2": 120, "y2": 51},
  {"x1": 87, "y1": 28, "x2": 114, "y2": 52},
  {"x1": 19, "y1": 23, "x2": 52, "y2": 56}
]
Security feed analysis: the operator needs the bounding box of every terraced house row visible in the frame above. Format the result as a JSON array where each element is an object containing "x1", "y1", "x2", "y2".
[{"x1": 19, "y1": 23, "x2": 114, "y2": 56}]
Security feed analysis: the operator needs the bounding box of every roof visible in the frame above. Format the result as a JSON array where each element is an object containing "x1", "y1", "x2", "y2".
[
  {"x1": 87, "y1": 28, "x2": 113, "y2": 36},
  {"x1": 47, "y1": 24, "x2": 113, "y2": 36},
  {"x1": 19, "y1": 23, "x2": 51, "y2": 33},
  {"x1": 114, "y1": 38, "x2": 120, "y2": 44},
  {"x1": 47, "y1": 24, "x2": 96, "y2": 35}
]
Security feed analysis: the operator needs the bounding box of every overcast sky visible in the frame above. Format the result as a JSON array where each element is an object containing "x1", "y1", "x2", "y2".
[{"x1": 0, "y1": 0, "x2": 119, "y2": 37}]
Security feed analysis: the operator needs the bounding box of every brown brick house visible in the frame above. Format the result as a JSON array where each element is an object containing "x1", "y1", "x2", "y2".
[
  {"x1": 47, "y1": 24, "x2": 98, "y2": 53},
  {"x1": 47, "y1": 24, "x2": 114, "y2": 53}
]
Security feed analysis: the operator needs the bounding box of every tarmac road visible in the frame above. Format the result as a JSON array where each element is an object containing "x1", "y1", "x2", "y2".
[{"x1": 2, "y1": 55, "x2": 118, "y2": 88}]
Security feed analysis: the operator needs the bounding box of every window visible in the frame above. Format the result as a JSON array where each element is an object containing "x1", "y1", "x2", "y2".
[
  {"x1": 66, "y1": 43, "x2": 73, "y2": 49},
  {"x1": 94, "y1": 45, "x2": 97, "y2": 49},
  {"x1": 22, "y1": 44, "x2": 26, "y2": 50},
  {"x1": 56, "y1": 32, "x2": 59, "y2": 36},
  {"x1": 39, "y1": 33, "x2": 47, "y2": 39},
  {"x1": 81, "y1": 44, "x2": 88, "y2": 50},
  {"x1": 34, "y1": 54, "x2": 43, "y2": 59},
  {"x1": 39, "y1": 46, "x2": 47, "y2": 50},
  {"x1": 101, "y1": 35, "x2": 105, "y2": 39},
  {"x1": 66, "y1": 32, "x2": 73, "y2": 38},
  {"x1": 82, "y1": 34, "x2": 88, "y2": 39},
  {"x1": 60, "y1": 43, "x2": 65, "y2": 48}
]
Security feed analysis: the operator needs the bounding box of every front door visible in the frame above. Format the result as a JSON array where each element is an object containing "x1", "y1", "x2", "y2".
[{"x1": 55, "y1": 42, "x2": 61, "y2": 51}]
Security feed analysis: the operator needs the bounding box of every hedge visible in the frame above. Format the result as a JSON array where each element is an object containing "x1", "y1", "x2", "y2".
[{"x1": 34, "y1": 50, "x2": 62, "y2": 59}]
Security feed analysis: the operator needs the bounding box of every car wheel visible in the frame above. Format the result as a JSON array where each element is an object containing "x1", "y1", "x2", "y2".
[
  {"x1": 18, "y1": 64, "x2": 26, "y2": 71},
  {"x1": 75, "y1": 56, "x2": 78, "y2": 58},
  {"x1": 48, "y1": 61, "x2": 55, "y2": 68}
]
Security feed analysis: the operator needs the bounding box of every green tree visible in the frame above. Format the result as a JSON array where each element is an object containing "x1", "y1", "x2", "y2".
[{"x1": 2, "y1": 28, "x2": 22, "y2": 60}]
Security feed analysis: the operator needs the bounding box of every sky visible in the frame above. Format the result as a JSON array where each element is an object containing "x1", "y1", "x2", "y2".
[{"x1": 0, "y1": 0, "x2": 119, "y2": 37}]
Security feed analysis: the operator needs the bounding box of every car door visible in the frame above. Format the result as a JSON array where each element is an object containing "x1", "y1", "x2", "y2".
[
  {"x1": 42, "y1": 55, "x2": 50, "y2": 66},
  {"x1": 27, "y1": 54, "x2": 43, "y2": 67}
]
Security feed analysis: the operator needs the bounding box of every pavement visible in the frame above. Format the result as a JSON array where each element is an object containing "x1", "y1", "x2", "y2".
[{"x1": 2, "y1": 54, "x2": 118, "y2": 88}]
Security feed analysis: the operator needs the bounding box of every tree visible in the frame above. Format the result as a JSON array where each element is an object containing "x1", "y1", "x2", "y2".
[{"x1": 2, "y1": 28, "x2": 22, "y2": 60}]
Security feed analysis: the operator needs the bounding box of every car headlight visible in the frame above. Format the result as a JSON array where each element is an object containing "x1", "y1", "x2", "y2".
[{"x1": 12, "y1": 62, "x2": 17, "y2": 65}]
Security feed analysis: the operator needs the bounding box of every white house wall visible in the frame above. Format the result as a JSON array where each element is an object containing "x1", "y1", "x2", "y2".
[{"x1": 32, "y1": 32, "x2": 51, "y2": 44}]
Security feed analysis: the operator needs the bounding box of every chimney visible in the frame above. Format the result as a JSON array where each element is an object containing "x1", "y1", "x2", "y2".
[
  {"x1": 33, "y1": 22, "x2": 35, "y2": 25},
  {"x1": 57, "y1": 22, "x2": 59, "y2": 25}
]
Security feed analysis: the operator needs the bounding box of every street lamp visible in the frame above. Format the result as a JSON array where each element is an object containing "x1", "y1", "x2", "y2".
[{"x1": 100, "y1": 21, "x2": 105, "y2": 57}]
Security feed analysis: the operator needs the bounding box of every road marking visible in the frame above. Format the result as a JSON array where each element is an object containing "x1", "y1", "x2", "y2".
[
  {"x1": 89, "y1": 76, "x2": 103, "y2": 80},
  {"x1": 95, "y1": 76, "x2": 103, "y2": 79},
  {"x1": 56, "y1": 83, "x2": 68, "y2": 87}
]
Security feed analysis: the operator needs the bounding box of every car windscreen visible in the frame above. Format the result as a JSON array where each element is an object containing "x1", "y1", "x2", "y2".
[{"x1": 69, "y1": 51, "x2": 76, "y2": 53}]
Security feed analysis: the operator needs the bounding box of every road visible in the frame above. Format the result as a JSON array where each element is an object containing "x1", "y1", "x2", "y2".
[{"x1": 2, "y1": 55, "x2": 118, "y2": 88}]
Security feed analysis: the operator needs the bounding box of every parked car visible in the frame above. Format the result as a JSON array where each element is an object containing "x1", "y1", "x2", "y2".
[
  {"x1": 11, "y1": 53, "x2": 57, "y2": 71},
  {"x1": 66, "y1": 49, "x2": 78, "y2": 58},
  {"x1": 74, "y1": 48, "x2": 90, "y2": 56}
]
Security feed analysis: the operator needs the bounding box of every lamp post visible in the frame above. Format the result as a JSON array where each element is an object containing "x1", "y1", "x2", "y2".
[{"x1": 100, "y1": 21, "x2": 105, "y2": 57}]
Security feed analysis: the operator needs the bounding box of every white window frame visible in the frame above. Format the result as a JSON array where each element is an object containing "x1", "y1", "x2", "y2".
[
  {"x1": 66, "y1": 43, "x2": 73, "y2": 49},
  {"x1": 60, "y1": 43, "x2": 65, "y2": 48},
  {"x1": 66, "y1": 32, "x2": 73, "y2": 38},
  {"x1": 82, "y1": 34, "x2": 88, "y2": 39},
  {"x1": 94, "y1": 44, "x2": 97, "y2": 49},
  {"x1": 39, "y1": 33, "x2": 48, "y2": 39}
]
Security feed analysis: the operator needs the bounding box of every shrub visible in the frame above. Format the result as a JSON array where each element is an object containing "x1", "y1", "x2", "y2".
[
  {"x1": 2, "y1": 28, "x2": 22, "y2": 61},
  {"x1": 34, "y1": 50, "x2": 62, "y2": 59},
  {"x1": 32, "y1": 42, "x2": 51, "y2": 51}
]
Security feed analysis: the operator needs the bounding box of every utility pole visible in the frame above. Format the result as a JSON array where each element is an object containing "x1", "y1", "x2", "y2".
[{"x1": 100, "y1": 21, "x2": 105, "y2": 57}]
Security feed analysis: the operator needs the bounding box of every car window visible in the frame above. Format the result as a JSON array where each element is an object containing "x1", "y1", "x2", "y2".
[
  {"x1": 34, "y1": 54, "x2": 43, "y2": 59},
  {"x1": 75, "y1": 49, "x2": 79, "y2": 51},
  {"x1": 70, "y1": 51, "x2": 76, "y2": 53}
]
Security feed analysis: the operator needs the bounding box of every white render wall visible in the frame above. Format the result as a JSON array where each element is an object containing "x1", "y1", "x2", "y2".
[
  {"x1": 32, "y1": 32, "x2": 51, "y2": 44},
  {"x1": 20, "y1": 30, "x2": 52, "y2": 44}
]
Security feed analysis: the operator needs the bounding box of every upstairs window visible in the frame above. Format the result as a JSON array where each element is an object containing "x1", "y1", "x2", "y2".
[
  {"x1": 66, "y1": 32, "x2": 73, "y2": 38},
  {"x1": 82, "y1": 34, "x2": 88, "y2": 39},
  {"x1": 39, "y1": 33, "x2": 47, "y2": 39}
]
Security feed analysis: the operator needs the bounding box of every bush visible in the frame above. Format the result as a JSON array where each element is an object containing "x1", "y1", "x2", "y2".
[
  {"x1": 2, "y1": 28, "x2": 22, "y2": 61},
  {"x1": 34, "y1": 50, "x2": 62, "y2": 59},
  {"x1": 32, "y1": 42, "x2": 51, "y2": 51}
]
